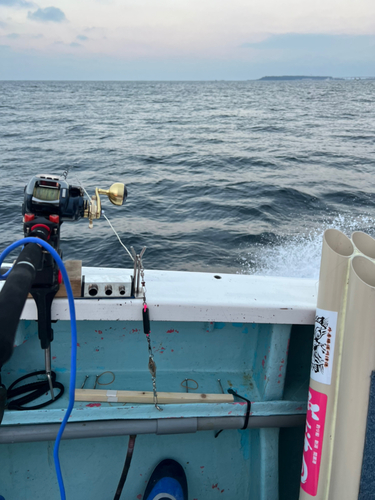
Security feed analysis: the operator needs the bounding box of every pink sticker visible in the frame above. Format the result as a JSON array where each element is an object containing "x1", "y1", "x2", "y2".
[{"x1": 300, "y1": 388, "x2": 327, "y2": 496}]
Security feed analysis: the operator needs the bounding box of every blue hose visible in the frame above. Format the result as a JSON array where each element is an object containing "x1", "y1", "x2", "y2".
[
  {"x1": 1, "y1": 267, "x2": 11, "y2": 279},
  {"x1": 0, "y1": 237, "x2": 77, "y2": 500}
]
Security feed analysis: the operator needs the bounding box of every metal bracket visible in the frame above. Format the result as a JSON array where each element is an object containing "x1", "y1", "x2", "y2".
[{"x1": 130, "y1": 246, "x2": 146, "y2": 296}]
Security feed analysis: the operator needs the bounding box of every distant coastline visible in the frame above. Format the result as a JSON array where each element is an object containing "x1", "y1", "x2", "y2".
[{"x1": 258, "y1": 76, "x2": 339, "y2": 81}]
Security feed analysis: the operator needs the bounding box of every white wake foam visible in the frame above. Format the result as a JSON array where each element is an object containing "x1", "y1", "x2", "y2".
[{"x1": 242, "y1": 214, "x2": 375, "y2": 280}]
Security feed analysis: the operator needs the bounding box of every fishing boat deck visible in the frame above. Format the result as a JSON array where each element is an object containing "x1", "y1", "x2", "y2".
[{"x1": 0, "y1": 269, "x2": 317, "y2": 500}]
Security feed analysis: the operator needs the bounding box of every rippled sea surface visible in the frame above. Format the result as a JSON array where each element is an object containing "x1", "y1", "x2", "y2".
[{"x1": 0, "y1": 80, "x2": 374, "y2": 278}]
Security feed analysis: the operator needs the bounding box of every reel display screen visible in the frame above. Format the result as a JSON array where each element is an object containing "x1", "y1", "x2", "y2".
[{"x1": 33, "y1": 185, "x2": 60, "y2": 202}]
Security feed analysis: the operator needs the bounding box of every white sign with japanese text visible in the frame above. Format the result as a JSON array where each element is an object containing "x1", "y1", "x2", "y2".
[
  {"x1": 301, "y1": 388, "x2": 328, "y2": 495},
  {"x1": 310, "y1": 308, "x2": 337, "y2": 385}
]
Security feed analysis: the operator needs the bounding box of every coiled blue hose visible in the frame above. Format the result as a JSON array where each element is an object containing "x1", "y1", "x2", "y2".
[{"x1": 0, "y1": 237, "x2": 77, "y2": 500}]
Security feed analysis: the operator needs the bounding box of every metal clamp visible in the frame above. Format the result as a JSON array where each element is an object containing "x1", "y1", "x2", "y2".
[{"x1": 130, "y1": 247, "x2": 146, "y2": 296}]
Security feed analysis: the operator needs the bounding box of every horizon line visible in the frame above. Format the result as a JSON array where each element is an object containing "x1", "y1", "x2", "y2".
[{"x1": 1, "y1": 76, "x2": 374, "y2": 82}]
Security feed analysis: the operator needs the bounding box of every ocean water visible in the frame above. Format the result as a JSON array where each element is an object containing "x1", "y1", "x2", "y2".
[{"x1": 0, "y1": 80, "x2": 374, "y2": 279}]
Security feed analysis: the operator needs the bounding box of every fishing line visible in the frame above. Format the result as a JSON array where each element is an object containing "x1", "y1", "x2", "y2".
[
  {"x1": 72, "y1": 173, "x2": 134, "y2": 263},
  {"x1": 102, "y1": 212, "x2": 134, "y2": 262}
]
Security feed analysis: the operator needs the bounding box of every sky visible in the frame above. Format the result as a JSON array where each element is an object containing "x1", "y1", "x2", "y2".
[{"x1": 0, "y1": 0, "x2": 374, "y2": 80}]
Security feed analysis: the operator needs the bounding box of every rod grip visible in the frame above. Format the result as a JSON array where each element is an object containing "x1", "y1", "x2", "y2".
[{"x1": 0, "y1": 243, "x2": 42, "y2": 367}]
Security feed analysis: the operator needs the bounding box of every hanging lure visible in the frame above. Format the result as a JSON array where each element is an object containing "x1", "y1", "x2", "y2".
[
  {"x1": 141, "y1": 262, "x2": 162, "y2": 411},
  {"x1": 143, "y1": 304, "x2": 162, "y2": 411}
]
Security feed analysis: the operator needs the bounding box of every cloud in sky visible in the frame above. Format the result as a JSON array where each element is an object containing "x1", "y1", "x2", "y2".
[
  {"x1": 27, "y1": 6, "x2": 66, "y2": 23},
  {"x1": 1, "y1": 0, "x2": 375, "y2": 79},
  {"x1": 0, "y1": 0, "x2": 33, "y2": 8},
  {"x1": 6, "y1": 32, "x2": 19, "y2": 38}
]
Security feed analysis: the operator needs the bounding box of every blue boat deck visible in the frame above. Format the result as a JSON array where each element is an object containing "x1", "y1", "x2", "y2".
[{"x1": 0, "y1": 271, "x2": 316, "y2": 499}]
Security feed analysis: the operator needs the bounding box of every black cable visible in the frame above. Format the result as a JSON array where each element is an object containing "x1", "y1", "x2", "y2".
[
  {"x1": 215, "y1": 388, "x2": 252, "y2": 437},
  {"x1": 227, "y1": 388, "x2": 251, "y2": 429},
  {"x1": 7, "y1": 370, "x2": 64, "y2": 410},
  {"x1": 113, "y1": 435, "x2": 137, "y2": 500}
]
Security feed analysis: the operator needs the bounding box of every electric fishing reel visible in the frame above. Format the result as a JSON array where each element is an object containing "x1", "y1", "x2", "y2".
[{"x1": 23, "y1": 174, "x2": 127, "y2": 234}]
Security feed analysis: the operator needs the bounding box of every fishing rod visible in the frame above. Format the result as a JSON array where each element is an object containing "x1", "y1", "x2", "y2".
[
  {"x1": 0, "y1": 173, "x2": 127, "y2": 415},
  {"x1": 0, "y1": 171, "x2": 163, "y2": 499}
]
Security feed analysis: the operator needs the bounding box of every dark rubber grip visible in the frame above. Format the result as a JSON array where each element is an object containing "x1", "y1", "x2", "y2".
[
  {"x1": 143, "y1": 306, "x2": 151, "y2": 334},
  {"x1": 0, "y1": 243, "x2": 42, "y2": 367}
]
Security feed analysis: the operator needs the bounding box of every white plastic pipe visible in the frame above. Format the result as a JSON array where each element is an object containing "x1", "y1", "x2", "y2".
[
  {"x1": 351, "y1": 231, "x2": 375, "y2": 259},
  {"x1": 328, "y1": 255, "x2": 375, "y2": 499},
  {"x1": 299, "y1": 229, "x2": 353, "y2": 500}
]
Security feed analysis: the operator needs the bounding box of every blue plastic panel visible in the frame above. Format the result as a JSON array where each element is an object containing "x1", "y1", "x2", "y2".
[{"x1": 0, "y1": 318, "x2": 309, "y2": 499}]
